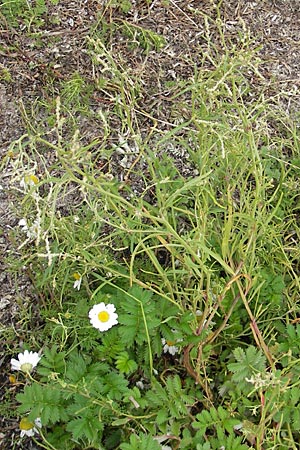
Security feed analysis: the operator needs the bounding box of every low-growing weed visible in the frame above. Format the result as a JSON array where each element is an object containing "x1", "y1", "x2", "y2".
[{"x1": 1, "y1": 3, "x2": 300, "y2": 450}]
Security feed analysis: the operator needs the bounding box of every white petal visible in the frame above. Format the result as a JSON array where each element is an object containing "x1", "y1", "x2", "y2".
[
  {"x1": 34, "y1": 418, "x2": 42, "y2": 428},
  {"x1": 73, "y1": 278, "x2": 81, "y2": 290},
  {"x1": 18, "y1": 219, "x2": 27, "y2": 227},
  {"x1": 106, "y1": 303, "x2": 116, "y2": 313},
  {"x1": 20, "y1": 428, "x2": 35, "y2": 437},
  {"x1": 11, "y1": 358, "x2": 21, "y2": 371},
  {"x1": 18, "y1": 350, "x2": 30, "y2": 363},
  {"x1": 168, "y1": 346, "x2": 178, "y2": 356}
]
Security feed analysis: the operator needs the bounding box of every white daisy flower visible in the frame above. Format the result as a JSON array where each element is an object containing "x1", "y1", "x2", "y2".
[
  {"x1": 88, "y1": 302, "x2": 118, "y2": 332},
  {"x1": 73, "y1": 272, "x2": 82, "y2": 290},
  {"x1": 11, "y1": 350, "x2": 41, "y2": 373},
  {"x1": 19, "y1": 417, "x2": 42, "y2": 437}
]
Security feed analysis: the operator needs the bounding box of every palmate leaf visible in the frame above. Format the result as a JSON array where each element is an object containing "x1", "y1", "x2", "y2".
[
  {"x1": 115, "y1": 351, "x2": 137, "y2": 374},
  {"x1": 227, "y1": 346, "x2": 266, "y2": 383}
]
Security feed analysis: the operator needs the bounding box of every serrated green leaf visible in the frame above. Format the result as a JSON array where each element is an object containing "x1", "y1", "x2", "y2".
[
  {"x1": 101, "y1": 372, "x2": 129, "y2": 400},
  {"x1": 115, "y1": 351, "x2": 138, "y2": 374},
  {"x1": 66, "y1": 416, "x2": 103, "y2": 441},
  {"x1": 120, "y1": 433, "x2": 162, "y2": 450},
  {"x1": 156, "y1": 408, "x2": 168, "y2": 425},
  {"x1": 228, "y1": 346, "x2": 266, "y2": 384},
  {"x1": 17, "y1": 383, "x2": 67, "y2": 426}
]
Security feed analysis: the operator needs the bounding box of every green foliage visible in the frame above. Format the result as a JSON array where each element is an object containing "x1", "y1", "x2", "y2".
[
  {"x1": 60, "y1": 72, "x2": 93, "y2": 111},
  {"x1": 115, "y1": 351, "x2": 138, "y2": 374},
  {"x1": 193, "y1": 406, "x2": 242, "y2": 436},
  {"x1": 1, "y1": 0, "x2": 47, "y2": 29},
  {"x1": 257, "y1": 268, "x2": 286, "y2": 310},
  {"x1": 117, "y1": 285, "x2": 160, "y2": 347},
  {"x1": 16, "y1": 383, "x2": 68, "y2": 426},
  {"x1": 110, "y1": 0, "x2": 133, "y2": 14},
  {"x1": 66, "y1": 416, "x2": 103, "y2": 442},
  {"x1": 272, "y1": 386, "x2": 300, "y2": 431},
  {"x1": 278, "y1": 324, "x2": 300, "y2": 356},
  {"x1": 118, "y1": 21, "x2": 166, "y2": 53},
  {"x1": 16, "y1": 350, "x2": 130, "y2": 447},
  {"x1": 37, "y1": 345, "x2": 66, "y2": 379},
  {"x1": 227, "y1": 346, "x2": 267, "y2": 390},
  {"x1": 120, "y1": 433, "x2": 162, "y2": 450},
  {"x1": 3, "y1": 3, "x2": 300, "y2": 448},
  {"x1": 208, "y1": 432, "x2": 249, "y2": 450},
  {"x1": 146, "y1": 375, "x2": 195, "y2": 425},
  {"x1": 95, "y1": 327, "x2": 125, "y2": 362}
]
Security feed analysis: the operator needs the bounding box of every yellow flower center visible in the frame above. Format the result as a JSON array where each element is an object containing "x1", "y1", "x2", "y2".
[
  {"x1": 19, "y1": 417, "x2": 34, "y2": 431},
  {"x1": 27, "y1": 174, "x2": 39, "y2": 185},
  {"x1": 9, "y1": 375, "x2": 17, "y2": 384},
  {"x1": 98, "y1": 311, "x2": 110, "y2": 322},
  {"x1": 166, "y1": 340, "x2": 176, "y2": 346},
  {"x1": 73, "y1": 272, "x2": 81, "y2": 280},
  {"x1": 20, "y1": 362, "x2": 33, "y2": 373}
]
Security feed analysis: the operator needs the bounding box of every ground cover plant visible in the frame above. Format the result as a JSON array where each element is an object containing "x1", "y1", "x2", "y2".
[{"x1": 1, "y1": 1, "x2": 300, "y2": 449}]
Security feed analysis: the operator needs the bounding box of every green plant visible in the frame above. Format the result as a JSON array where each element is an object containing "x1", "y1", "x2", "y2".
[
  {"x1": 2, "y1": 3, "x2": 300, "y2": 449},
  {"x1": 1, "y1": 0, "x2": 48, "y2": 30}
]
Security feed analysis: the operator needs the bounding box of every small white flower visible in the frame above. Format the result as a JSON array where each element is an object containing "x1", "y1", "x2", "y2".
[
  {"x1": 245, "y1": 371, "x2": 281, "y2": 389},
  {"x1": 19, "y1": 417, "x2": 42, "y2": 437},
  {"x1": 18, "y1": 217, "x2": 41, "y2": 239},
  {"x1": 20, "y1": 174, "x2": 39, "y2": 191},
  {"x1": 161, "y1": 338, "x2": 179, "y2": 355},
  {"x1": 73, "y1": 272, "x2": 82, "y2": 290},
  {"x1": 88, "y1": 302, "x2": 118, "y2": 332},
  {"x1": 18, "y1": 218, "x2": 28, "y2": 229},
  {"x1": 11, "y1": 350, "x2": 41, "y2": 373},
  {"x1": 161, "y1": 330, "x2": 182, "y2": 355}
]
